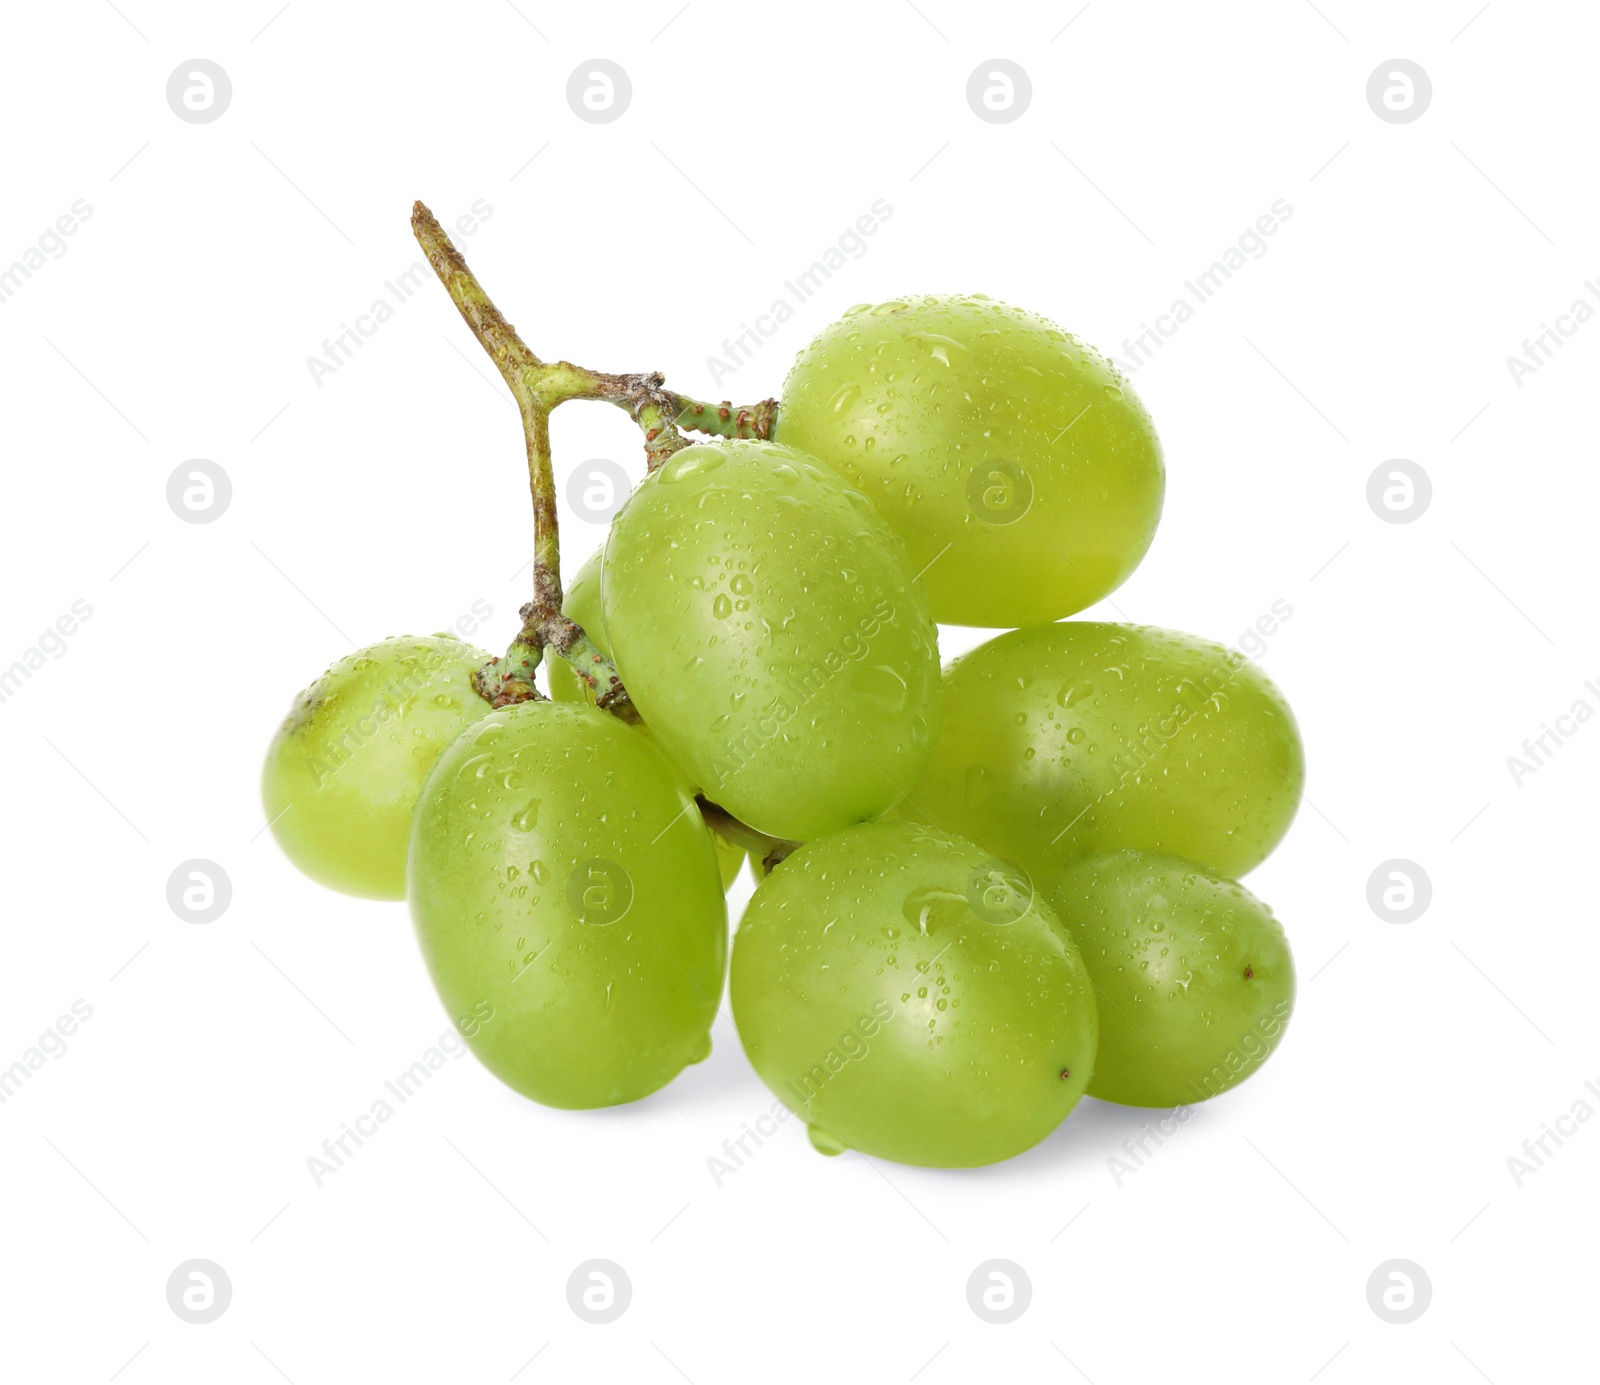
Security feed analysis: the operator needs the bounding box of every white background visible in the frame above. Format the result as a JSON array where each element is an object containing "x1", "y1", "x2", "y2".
[{"x1": 1, "y1": 1, "x2": 1594, "y2": 1381}]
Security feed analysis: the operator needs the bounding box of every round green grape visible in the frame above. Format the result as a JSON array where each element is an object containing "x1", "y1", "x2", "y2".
[
  {"x1": 602, "y1": 440, "x2": 941, "y2": 842},
  {"x1": 896, "y1": 622, "x2": 1303, "y2": 880},
  {"x1": 408, "y1": 699, "x2": 727, "y2": 1109},
  {"x1": 262, "y1": 635, "x2": 493, "y2": 899},
  {"x1": 730, "y1": 820, "x2": 1098, "y2": 1168},
  {"x1": 1045, "y1": 850, "x2": 1294, "y2": 1107},
  {"x1": 776, "y1": 296, "x2": 1164, "y2": 627}
]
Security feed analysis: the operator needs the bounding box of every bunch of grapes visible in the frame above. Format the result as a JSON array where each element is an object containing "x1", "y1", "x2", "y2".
[{"x1": 262, "y1": 204, "x2": 1304, "y2": 1167}]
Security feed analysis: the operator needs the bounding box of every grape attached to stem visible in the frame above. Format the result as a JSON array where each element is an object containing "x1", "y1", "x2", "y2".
[
  {"x1": 731, "y1": 821, "x2": 1098, "y2": 1167},
  {"x1": 409, "y1": 700, "x2": 728, "y2": 1108}
]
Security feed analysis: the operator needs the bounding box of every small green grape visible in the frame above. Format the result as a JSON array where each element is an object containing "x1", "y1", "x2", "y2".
[
  {"x1": 776, "y1": 295, "x2": 1164, "y2": 627},
  {"x1": 262, "y1": 635, "x2": 492, "y2": 899},
  {"x1": 602, "y1": 440, "x2": 942, "y2": 842},
  {"x1": 731, "y1": 820, "x2": 1098, "y2": 1168},
  {"x1": 408, "y1": 700, "x2": 727, "y2": 1109},
  {"x1": 896, "y1": 622, "x2": 1303, "y2": 880},
  {"x1": 1045, "y1": 850, "x2": 1295, "y2": 1107}
]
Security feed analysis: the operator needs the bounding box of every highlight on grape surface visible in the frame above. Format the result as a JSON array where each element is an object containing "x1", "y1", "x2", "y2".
[{"x1": 259, "y1": 201, "x2": 1306, "y2": 1167}]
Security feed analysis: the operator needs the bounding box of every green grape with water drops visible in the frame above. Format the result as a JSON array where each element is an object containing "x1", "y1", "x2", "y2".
[
  {"x1": 730, "y1": 820, "x2": 1098, "y2": 1168},
  {"x1": 601, "y1": 439, "x2": 942, "y2": 842},
  {"x1": 894, "y1": 622, "x2": 1303, "y2": 881},
  {"x1": 262, "y1": 635, "x2": 493, "y2": 899},
  {"x1": 776, "y1": 295, "x2": 1164, "y2": 628},
  {"x1": 408, "y1": 699, "x2": 727, "y2": 1109},
  {"x1": 1045, "y1": 850, "x2": 1295, "y2": 1107}
]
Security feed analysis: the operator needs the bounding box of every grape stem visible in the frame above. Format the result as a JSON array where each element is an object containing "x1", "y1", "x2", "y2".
[
  {"x1": 696, "y1": 798, "x2": 799, "y2": 873},
  {"x1": 409, "y1": 202, "x2": 775, "y2": 715}
]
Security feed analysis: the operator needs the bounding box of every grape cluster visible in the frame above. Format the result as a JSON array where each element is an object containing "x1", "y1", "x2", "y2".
[{"x1": 264, "y1": 218, "x2": 1304, "y2": 1169}]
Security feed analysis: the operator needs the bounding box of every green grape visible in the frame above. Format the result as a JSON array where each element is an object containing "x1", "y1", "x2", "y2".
[
  {"x1": 262, "y1": 635, "x2": 493, "y2": 899},
  {"x1": 730, "y1": 820, "x2": 1098, "y2": 1168},
  {"x1": 547, "y1": 545, "x2": 746, "y2": 890},
  {"x1": 408, "y1": 699, "x2": 727, "y2": 1109},
  {"x1": 602, "y1": 439, "x2": 941, "y2": 842},
  {"x1": 776, "y1": 296, "x2": 1164, "y2": 628},
  {"x1": 896, "y1": 622, "x2": 1303, "y2": 880},
  {"x1": 1045, "y1": 850, "x2": 1294, "y2": 1107}
]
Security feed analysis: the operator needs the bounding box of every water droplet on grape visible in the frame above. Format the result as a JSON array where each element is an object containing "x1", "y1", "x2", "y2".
[
  {"x1": 852, "y1": 663, "x2": 909, "y2": 715},
  {"x1": 826, "y1": 383, "x2": 860, "y2": 415},
  {"x1": 658, "y1": 448, "x2": 725, "y2": 484},
  {"x1": 902, "y1": 884, "x2": 968, "y2": 934},
  {"x1": 808, "y1": 1126, "x2": 848, "y2": 1156}
]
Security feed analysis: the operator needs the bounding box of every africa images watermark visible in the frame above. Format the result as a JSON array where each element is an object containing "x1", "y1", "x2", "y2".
[
  {"x1": 1106, "y1": 1106, "x2": 1195, "y2": 1186},
  {"x1": 1505, "y1": 677, "x2": 1600, "y2": 786},
  {"x1": 703, "y1": 199, "x2": 895, "y2": 387},
  {"x1": 0, "y1": 199, "x2": 94, "y2": 306},
  {"x1": 305, "y1": 1003, "x2": 494, "y2": 1186},
  {"x1": 1505, "y1": 279, "x2": 1600, "y2": 386},
  {"x1": 706, "y1": 1000, "x2": 895, "y2": 1187},
  {"x1": 1054, "y1": 604, "x2": 1295, "y2": 843},
  {"x1": 0, "y1": 1000, "x2": 94, "y2": 1104},
  {"x1": 306, "y1": 200, "x2": 494, "y2": 386},
  {"x1": 0, "y1": 600, "x2": 94, "y2": 706},
  {"x1": 1506, "y1": 1077, "x2": 1600, "y2": 1187},
  {"x1": 1104, "y1": 1002, "x2": 1291, "y2": 1188},
  {"x1": 699, "y1": 596, "x2": 903, "y2": 797},
  {"x1": 1112, "y1": 200, "x2": 1295, "y2": 376},
  {"x1": 705, "y1": 1100, "x2": 796, "y2": 1187}
]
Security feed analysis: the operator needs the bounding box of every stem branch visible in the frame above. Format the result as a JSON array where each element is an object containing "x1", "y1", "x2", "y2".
[
  {"x1": 696, "y1": 799, "x2": 800, "y2": 873},
  {"x1": 412, "y1": 201, "x2": 642, "y2": 716}
]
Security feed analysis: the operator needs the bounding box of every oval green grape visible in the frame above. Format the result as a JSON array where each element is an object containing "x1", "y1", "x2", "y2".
[
  {"x1": 776, "y1": 295, "x2": 1164, "y2": 627},
  {"x1": 602, "y1": 439, "x2": 941, "y2": 842},
  {"x1": 896, "y1": 622, "x2": 1303, "y2": 880},
  {"x1": 731, "y1": 820, "x2": 1098, "y2": 1168},
  {"x1": 408, "y1": 700, "x2": 728, "y2": 1108},
  {"x1": 262, "y1": 635, "x2": 493, "y2": 899},
  {"x1": 1045, "y1": 850, "x2": 1295, "y2": 1107}
]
